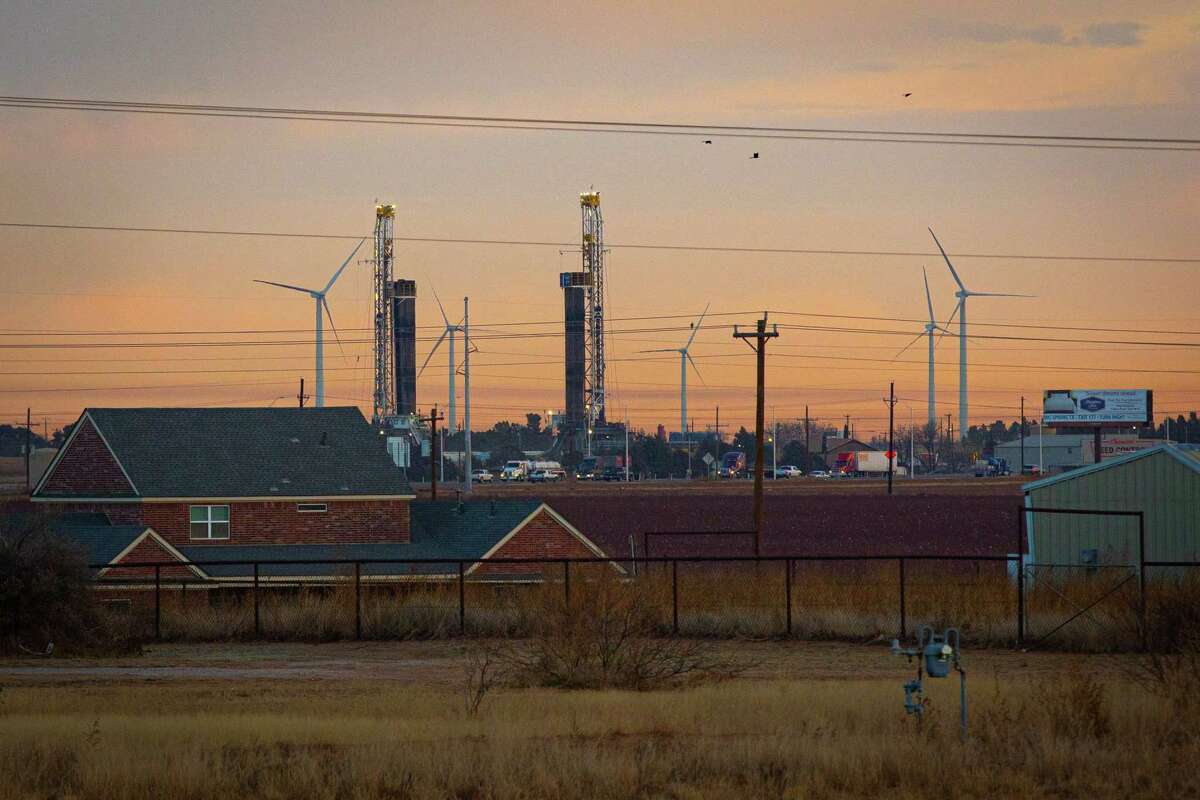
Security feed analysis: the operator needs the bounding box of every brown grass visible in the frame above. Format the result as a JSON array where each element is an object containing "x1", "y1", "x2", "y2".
[
  {"x1": 0, "y1": 661, "x2": 1194, "y2": 799},
  {"x1": 133, "y1": 564, "x2": 1152, "y2": 651}
]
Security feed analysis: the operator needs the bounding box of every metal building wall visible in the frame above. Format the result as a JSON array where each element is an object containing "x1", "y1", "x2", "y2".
[
  {"x1": 393, "y1": 279, "x2": 417, "y2": 416},
  {"x1": 1027, "y1": 449, "x2": 1200, "y2": 566}
]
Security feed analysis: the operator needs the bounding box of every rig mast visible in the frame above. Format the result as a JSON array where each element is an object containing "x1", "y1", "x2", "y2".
[
  {"x1": 371, "y1": 204, "x2": 396, "y2": 424},
  {"x1": 580, "y1": 191, "x2": 607, "y2": 439}
]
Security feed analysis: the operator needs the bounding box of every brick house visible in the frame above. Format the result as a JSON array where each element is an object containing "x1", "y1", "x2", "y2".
[{"x1": 35, "y1": 407, "x2": 614, "y2": 582}]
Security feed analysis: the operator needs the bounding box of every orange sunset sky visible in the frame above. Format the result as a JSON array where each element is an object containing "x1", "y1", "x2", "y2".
[{"x1": 1, "y1": 1, "x2": 1198, "y2": 438}]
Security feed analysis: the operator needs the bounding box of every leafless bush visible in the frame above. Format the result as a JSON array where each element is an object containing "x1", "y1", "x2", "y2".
[
  {"x1": 0, "y1": 508, "x2": 137, "y2": 655},
  {"x1": 1033, "y1": 670, "x2": 1111, "y2": 740},
  {"x1": 1125, "y1": 574, "x2": 1200, "y2": 716},
  {"x1": 502, "y1": 568, "x2": 749, "y2": 690},
  {"x1": 462, "y1": 641, "x2": 507, "y2": 716}
]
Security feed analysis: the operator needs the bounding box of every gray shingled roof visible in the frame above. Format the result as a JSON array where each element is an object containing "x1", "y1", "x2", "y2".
[
  {"x1": 178, "y1": 500, "x2": 545, "y2": 578},
  {"x1": 49, "y1": 407, "x2": 413, "y2": 499},
  {"x1": 52, "y1": 519, "x2": 148, "y2": 570}
]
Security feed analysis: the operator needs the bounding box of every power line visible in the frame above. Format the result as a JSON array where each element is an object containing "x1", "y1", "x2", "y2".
[
  {"x1": 2, "y1": 95, "x2": 1196, "y2": 151},
  {"x1": 2, "y1": 221, "x2": 1197, "y2": 264}
]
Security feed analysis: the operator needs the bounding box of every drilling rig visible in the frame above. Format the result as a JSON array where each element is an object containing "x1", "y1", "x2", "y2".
[
  {"x1": 371, "y1": 203, "x2": 396, "y2": 425},
  {"x1": 580, "y1": 191, "x2": 606, "y2": 452}
]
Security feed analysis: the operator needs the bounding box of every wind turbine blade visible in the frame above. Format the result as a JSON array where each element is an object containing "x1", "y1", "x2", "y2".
[
  {"x1": 928, "y1": 228, "x2": 965, "y2": 291},
  {"x1": 935, "y1": 300, "x2": 962, "y2": 348},
  {"x1": 254, "y1": 279, "x2": 314, "y2": 295},
  {"x1": 417, "y1": 328, "x2": 449, "y2": 377},
  {"x1": 430, "y1": 285, "x2": 451, "y2": 328},
  {"x1": 922, "y1": 267, "x2": 935, "y2": 323},
  {"x1": 686, "y1": 351, "x2": 706, "y2": 386},
  {"x1": 322, "y1": 297, "x2": 347, "y2": 361},
  {"x1": 894, "y1": 331, "x2": 925, "y2": 359},
  {"x1": 322, "y1": 238, "x2": 366, "y2": 294},
  {"x1": 684, "y1": 302, "x2": 710, "y2": 350},
  {"x1": 636, "y1": 348, "x2": 680, "y2": 354},
  {"x1": 968, "y1": 291, "x2": 1036, "y2": 298}
]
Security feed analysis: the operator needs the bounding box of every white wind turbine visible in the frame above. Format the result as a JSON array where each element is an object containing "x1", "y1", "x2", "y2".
[
  {"x1": 929, "y1": 228, "x2": 1033, "y2": 440},
  {"x1": 640, "y1": 304, "x2": 709, "y2": 439},
  {"x1": 896, "y1": 267, "x2": 944, "y2": 429},
  {"x1": 417, "y1": 287, "x2": 462, "y2": 435},
  {"x1": 254, "y1": 239, "x2": 365, "y2": 408}
]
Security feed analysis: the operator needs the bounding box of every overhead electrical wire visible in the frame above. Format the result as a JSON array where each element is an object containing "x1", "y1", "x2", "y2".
[
  {"x1": 1, "y1": 95, "x2": 1196, "y2": 152},
  {"x1": 2, "y1": 221, "x2": 1197, "y2": 264}
]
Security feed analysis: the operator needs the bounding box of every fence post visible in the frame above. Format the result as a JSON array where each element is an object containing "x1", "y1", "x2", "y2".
[
  {"x1": 458, "y1": 561, "x2": 466, "y2": 634},
  {"x1": 1016, "y1": 508, "x2": 1025, "y2": 646},
  {"x1": 354, "y1": 562, "x2": 362, "y2": 641},
  {"x1": 154, "y1": 565, "x2": 161, "y2": 641},
  {"x1": 253, "y1": 562, "x2": 260, "y2": 637},
  {"x1": 1138, "y1": 511, "x2": 1147, "y2": 651},
  {"x1": 671, "y1": 560, "x2": 679, "y2": 634},
  {"x1": 784, "y1": 558, "x2": 792, "y2": 635},
  {"x1": 563, "y1": 560, "x2": 571, "y2": 607},
  {"x1": 898, "y1": 558, "x2": 906, "y2": 640}
]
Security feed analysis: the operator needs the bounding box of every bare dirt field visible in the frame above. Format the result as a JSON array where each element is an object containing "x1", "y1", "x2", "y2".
[
  {"x1": 2, "y1": 640, "x2": 1193, "y2": 799},
  {"x1": 419, "y1": 474, "x2": 1026, "y2": 499}
]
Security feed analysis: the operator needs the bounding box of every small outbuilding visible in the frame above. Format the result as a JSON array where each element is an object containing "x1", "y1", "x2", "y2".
[{"x1": 1022, "y1": 443, "x2": 1200, "y2": 567}]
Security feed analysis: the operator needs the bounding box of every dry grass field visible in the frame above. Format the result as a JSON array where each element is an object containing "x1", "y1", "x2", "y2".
[{"x1": 1, "y1": 640, "x2": 1195, "y2": 799}]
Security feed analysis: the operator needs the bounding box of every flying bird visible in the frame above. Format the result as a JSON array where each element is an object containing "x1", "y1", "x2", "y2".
[
  {"x1": 904, "y1": 92, "x2": 912, "y2": 97},
  {"x1": 751, "y1": 152, "x2": 759, "y2": 159},
  {"x1": 703, "y1": 139, "x2": 712, "y2": 144}
]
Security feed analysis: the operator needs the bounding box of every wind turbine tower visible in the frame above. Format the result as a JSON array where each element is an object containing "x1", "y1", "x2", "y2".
[
  {"x1": 923, "y1": 269, "x2": 937, "y2": 428},
  {"x1": 640, "y1": 304, "x2": 709, "y2": 440},
  {"x1": 253, "y1": 239, "x2": 364, "y2": 408},
  {"x1": 929, "y1": 228, "x2": 1033, "y2": 439},
  {"x1": 417, "y1": 288, "x2": 461, "y2": 435}
]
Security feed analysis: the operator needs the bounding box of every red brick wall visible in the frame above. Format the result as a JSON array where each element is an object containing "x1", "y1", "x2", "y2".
[
  {"x1": 39, "y1": 417, "x2": 134, "y2": 496},
  {"x1": 141, "y1": 500, "x2": 410, "y2": 547},
  {"x1": 472, "y1": 509, "x2": 610, "y2": 577},
  {"x1": 105, "y1": 534, "x2": 195, "y2": 580}
]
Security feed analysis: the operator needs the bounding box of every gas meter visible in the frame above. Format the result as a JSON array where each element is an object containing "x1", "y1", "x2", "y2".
[{"x1": 890, "y1": 625, "x2": 967, "y2": 740}]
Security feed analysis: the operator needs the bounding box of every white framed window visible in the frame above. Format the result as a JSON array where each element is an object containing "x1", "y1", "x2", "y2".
[
  {"x1": 296, "y1": 503, "x2": 328, "y2": 513},
  {"x1": 189, "y1": 505, "x2": 230, "y2": 540}
]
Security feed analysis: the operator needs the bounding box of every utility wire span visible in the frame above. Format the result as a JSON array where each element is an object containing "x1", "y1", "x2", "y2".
[
  {"x1": 2, "y1": 95, "x2": 1197, "y2": 151},
  {"x1": 2, "y1": 221, "x2": 1197, "y2": 264}
]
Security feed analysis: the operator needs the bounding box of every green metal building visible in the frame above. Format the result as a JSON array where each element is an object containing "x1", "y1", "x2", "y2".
[{"x1": 1022, "y1": 443, "x2": 1200, "y2": 567}]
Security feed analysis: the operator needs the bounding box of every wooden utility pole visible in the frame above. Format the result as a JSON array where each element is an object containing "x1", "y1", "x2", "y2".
[
  {"x1": 885, "y1": 382, "x2": 897, "y2": 495},
  {"x1": 25, "y1": 407, "x2": 31, "y2": 492},
  {"x1": 804, "y1": 406, "x2": 810, "y2": 476},
  {"x1": 297, "y1": 378, "x2": 308, "y2": 408},
  {"x1": 1020, "y1": 396, "x2": 1026, "y2": 475},
  {"x1": 422, "y1": 404, "x2": 445, "y2": 501},
  {"x1": 733, "y1": 314, "x2": 779, "y2": 556}
]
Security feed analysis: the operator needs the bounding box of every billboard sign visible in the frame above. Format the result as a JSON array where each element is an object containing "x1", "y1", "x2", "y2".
[{"x1": 1043, "y1": 389, "x2": 1152, "y2": 427}]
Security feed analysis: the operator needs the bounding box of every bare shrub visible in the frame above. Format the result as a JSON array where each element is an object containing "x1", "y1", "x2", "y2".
[
  {"x1": 0, "y1": 508, "x2": 137, "y2": 655},
  {"x1": 1033, "y1": 670, "x2": 1111, "y2": 740},
  {"x1": 462, "y1": 641, "x2": 507, "y2": 716},
  {"x1": 1126, "y1": 573, "x2": 1200, "y2": 716},
  {"x1": 502, "y1": 568, "x2": 749, "y2": 690}
]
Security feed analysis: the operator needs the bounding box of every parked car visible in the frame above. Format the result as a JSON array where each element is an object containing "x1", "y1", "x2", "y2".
[
  {"x1": 471, "y1": 469, "x2": 493, "y2": 483},
  {"x1": 809, "y1": 469, "x2": 830, "y2": 479},
  {"x1": 529, "y1": 469, "x2": 563, "y2": 483},
  {"x1": 774, "y1": 465, "x2": 803, "y2": 478}
]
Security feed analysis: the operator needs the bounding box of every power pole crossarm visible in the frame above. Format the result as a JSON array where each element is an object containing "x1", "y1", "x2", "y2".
[{"x1": 733, "y1": 315, "x2": 779, "y2": 556}]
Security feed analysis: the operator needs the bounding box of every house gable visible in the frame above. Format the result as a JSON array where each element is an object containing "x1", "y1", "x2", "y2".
[
  {"x1": 468, "y1": 504, "x2": 622, "y2": 577},
  {"x1": 35, "y1": 414, "x2": 137, "y2": 498},
  {"x1": 101, "y1": 528, "x2": 207, "y2": 581}
]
